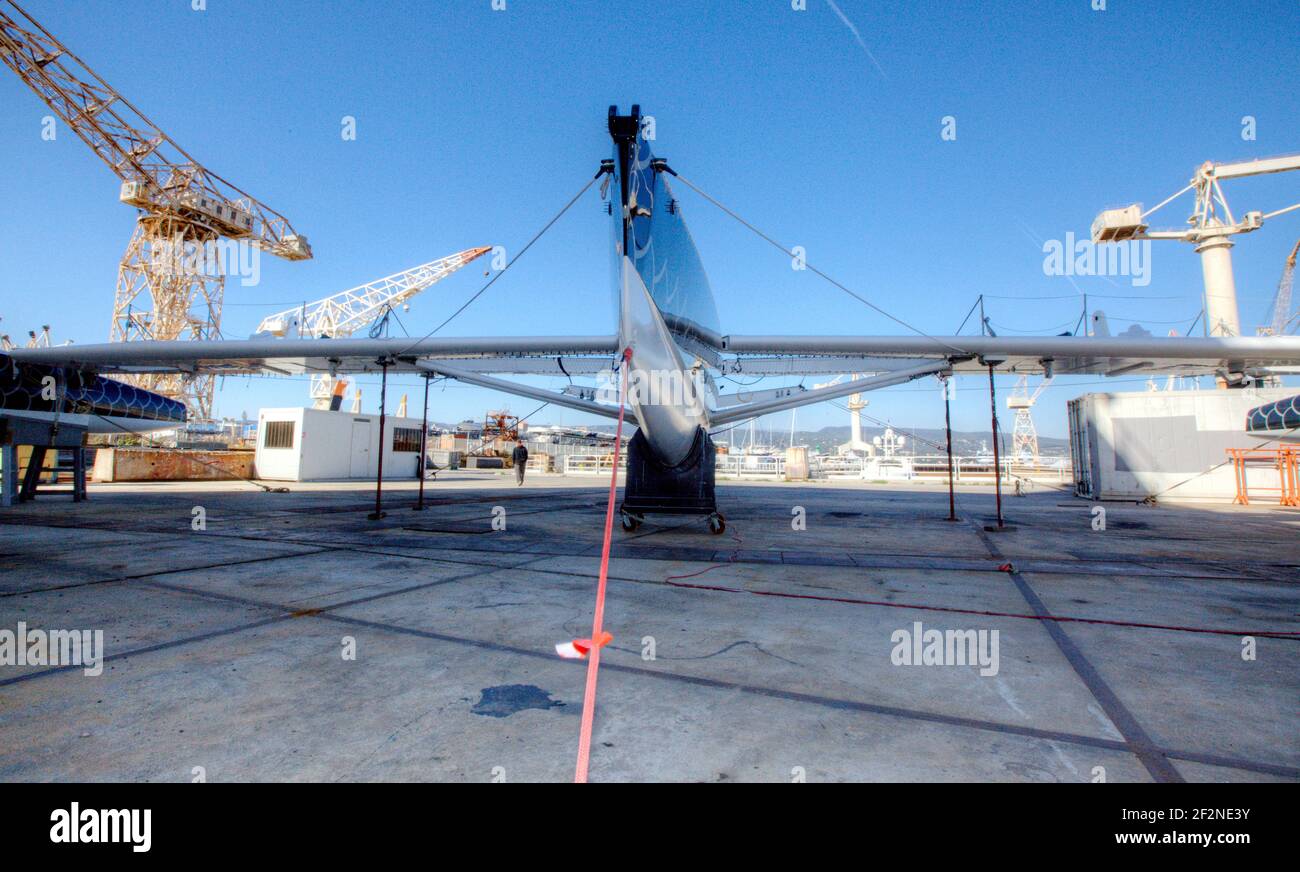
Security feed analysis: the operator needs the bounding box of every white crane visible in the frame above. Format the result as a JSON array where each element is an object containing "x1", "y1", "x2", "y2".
[
  {"x1": 1007, "y1": 375, "x2": 1053, "y2": 463},
  {"x1": 1, "y1": 323, "x2": 61, "y2": 351},
  {"x1": 254, "y1": 246, "x2": 490, "y2": 407},
  {"x1": 1092, "y1": 154, "x2": 1300, "y2": 338}
]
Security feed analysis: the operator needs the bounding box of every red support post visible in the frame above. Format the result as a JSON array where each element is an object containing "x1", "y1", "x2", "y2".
[
  {"x1": 415, "y1": 372, "x2": 430, "y2": 511},
  {"x1": 943, "y1": 376, "x2": 957, "y2": 522},
  {"x1": 368, "y1": 360, "x2": 389, "y2": 521},
  {"x1": 986, "y1": 363, "x2": 1005, "y2": 530}
]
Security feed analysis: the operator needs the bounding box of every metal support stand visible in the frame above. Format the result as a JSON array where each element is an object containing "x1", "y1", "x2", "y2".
[
  {"x1": 19, "y1": 446, "x2": 47, "y2": 502},
  {"x1": 0, "y1": 418, "x2": 89, "y2": 507},
  {"x1": 414, "y1": 372, "x2": 431, "y2": 511},
  {"x1": 368, "y1": 359, "x2": 389, "y2": 520},
  {"x1": 943, "y1": 376, "x2": 957, "y2": 522},
  {"x1": 986, "y1": 363, "x2": 1007, "y2": 531},
  {"x1": 619, "y1": 427, "x2": 723, "y2": 534},
  {"x1": 72, "y1": 446, "x2": 86, "y2": 502},
  {"x1": 1, "y1": 444, "x2": 17, "y2": 508}
]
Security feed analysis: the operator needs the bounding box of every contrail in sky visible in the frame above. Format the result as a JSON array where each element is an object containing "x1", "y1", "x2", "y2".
[{"x1": 825, "y1": 0, "x2": 887, "y2": 78}]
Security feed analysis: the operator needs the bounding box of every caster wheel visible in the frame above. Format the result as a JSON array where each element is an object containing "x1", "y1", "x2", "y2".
[
  {"x1": 620, "y1": 512, "x2": 641, "y2": 532},
  {"x1": 707, "y1": 513, "x2": 726, "y2": 535}
]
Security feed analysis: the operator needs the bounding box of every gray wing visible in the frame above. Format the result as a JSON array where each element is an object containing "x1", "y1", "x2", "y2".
[
  {"x1": 719, "y1": 335, "x2": 1300, "y2": 381},
  {"x1": 8, "y1": 336, "x2": 620, "y2": 377},
  {"x1": 700, "y1": 334, "x2": 1300, "y2": 425},
  {"x1": 8, "y1": 335, "x2": 628, "y2": 422}
]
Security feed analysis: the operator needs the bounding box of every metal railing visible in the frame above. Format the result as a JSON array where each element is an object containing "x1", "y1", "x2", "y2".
[
  {"x1": 554, "y1": 449, "x2": 1070, "y2": 483},
  {"x1": 715, "y1": 453, "x2": 1070, "y2": 483},
  {"x1": 563, "y1": 453, "x2": 627, "y2": 475},
  {"x1": 717, "y1": 454, "x2": 784, "y2": 477}
]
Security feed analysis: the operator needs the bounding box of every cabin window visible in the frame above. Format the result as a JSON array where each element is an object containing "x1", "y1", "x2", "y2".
[
  {"x1": 392, "y1": 427, "x2": 423, "y2": 453},
  {"x1": 263, "y1": 420, "x2": 295, "y2": 449}
]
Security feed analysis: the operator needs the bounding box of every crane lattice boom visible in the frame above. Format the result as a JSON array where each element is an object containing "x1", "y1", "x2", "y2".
[
  {"x1": 1262, "y1": 239, "x2": 1300, "y2": 336},
  {"x1": 256, "y1": 247, "x2": 491, "y2": 339},
  {"x1": 252, "y1": 246, "x2": 492, "y2": 409}
]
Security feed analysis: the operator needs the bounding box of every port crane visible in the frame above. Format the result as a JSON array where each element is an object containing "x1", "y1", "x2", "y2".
[
  {"x1": 1259, "y1": 238, "x2": 1300, "y2": 336},
  {"x1": 254, "y1": 247, "x2": 491, "y2": 408},
  {"x1": 0, "y1": 0, "x2": 311, "y2": 418},
  {"x1": 0, "y1": 323, "x2": 55, "y2": 351},
  {"x1": 1007, "y1": 374, "x2": 1053, "y2": 463},
  {"x1": 1092, "y1": 153, "x2": 1300, "y2": 339}
]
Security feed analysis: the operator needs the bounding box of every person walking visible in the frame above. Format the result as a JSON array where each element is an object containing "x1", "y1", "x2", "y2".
[{"x1": 512, "y1": 442, "x2": 529, "y2": 486}]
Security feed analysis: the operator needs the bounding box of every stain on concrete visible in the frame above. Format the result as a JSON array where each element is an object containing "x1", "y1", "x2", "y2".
[{"x1": 471, "y1": 684, "x2": 565, "y2": 718}]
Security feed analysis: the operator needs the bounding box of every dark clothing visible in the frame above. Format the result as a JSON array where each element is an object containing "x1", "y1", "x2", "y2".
[{"x1": 512, "y1": 445, "x2": 528, "y2": 484}]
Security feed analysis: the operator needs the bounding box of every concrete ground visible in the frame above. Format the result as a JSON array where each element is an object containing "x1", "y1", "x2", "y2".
[{"x1": 1, "y1": 471, "x2": 1297, "y2": 782}]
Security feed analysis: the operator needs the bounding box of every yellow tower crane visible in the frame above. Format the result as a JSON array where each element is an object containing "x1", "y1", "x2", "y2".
[{"x1": 0, "y1": 1, "x2": 311, "y2": 418}]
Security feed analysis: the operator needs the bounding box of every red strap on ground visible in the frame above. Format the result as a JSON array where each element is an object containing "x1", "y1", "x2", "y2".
[{"x1": 573, "y1": 347, "x2": 632, "y2": 783}]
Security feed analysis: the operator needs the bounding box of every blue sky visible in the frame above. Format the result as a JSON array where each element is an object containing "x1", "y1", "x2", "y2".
[{"x1": 3, "y1": 0, "x2": 1297, "y2": 437}]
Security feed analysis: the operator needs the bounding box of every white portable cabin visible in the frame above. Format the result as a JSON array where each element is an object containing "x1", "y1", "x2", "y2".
[
  {"x1": 254, "y1": 407, "x2": 428, "y2": 482},
  {"x1": 1067, "y1": 387, "x2": 1295, "y2": 501}
]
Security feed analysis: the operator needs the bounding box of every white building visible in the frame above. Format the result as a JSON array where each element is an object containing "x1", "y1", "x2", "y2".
[
  {"x1": 1067, "y1": 387, "x2": 1294, "y2": 501},
  {"x1": 254, "y1": 407, "x2": 427, "y2": 482}
]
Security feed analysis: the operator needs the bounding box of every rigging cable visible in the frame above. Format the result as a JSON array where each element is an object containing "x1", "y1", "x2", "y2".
[
  {"x1": 396, "y1": 170, "x2": 604, "y2": 358},
  {"x1": 663, "y1": 169, "x2": 970, "y2": 357}
]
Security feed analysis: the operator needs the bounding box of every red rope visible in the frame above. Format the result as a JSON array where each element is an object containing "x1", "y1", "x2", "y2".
[{"x1": 574, "y1": 347, "x2": 632, "y2": 783}]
